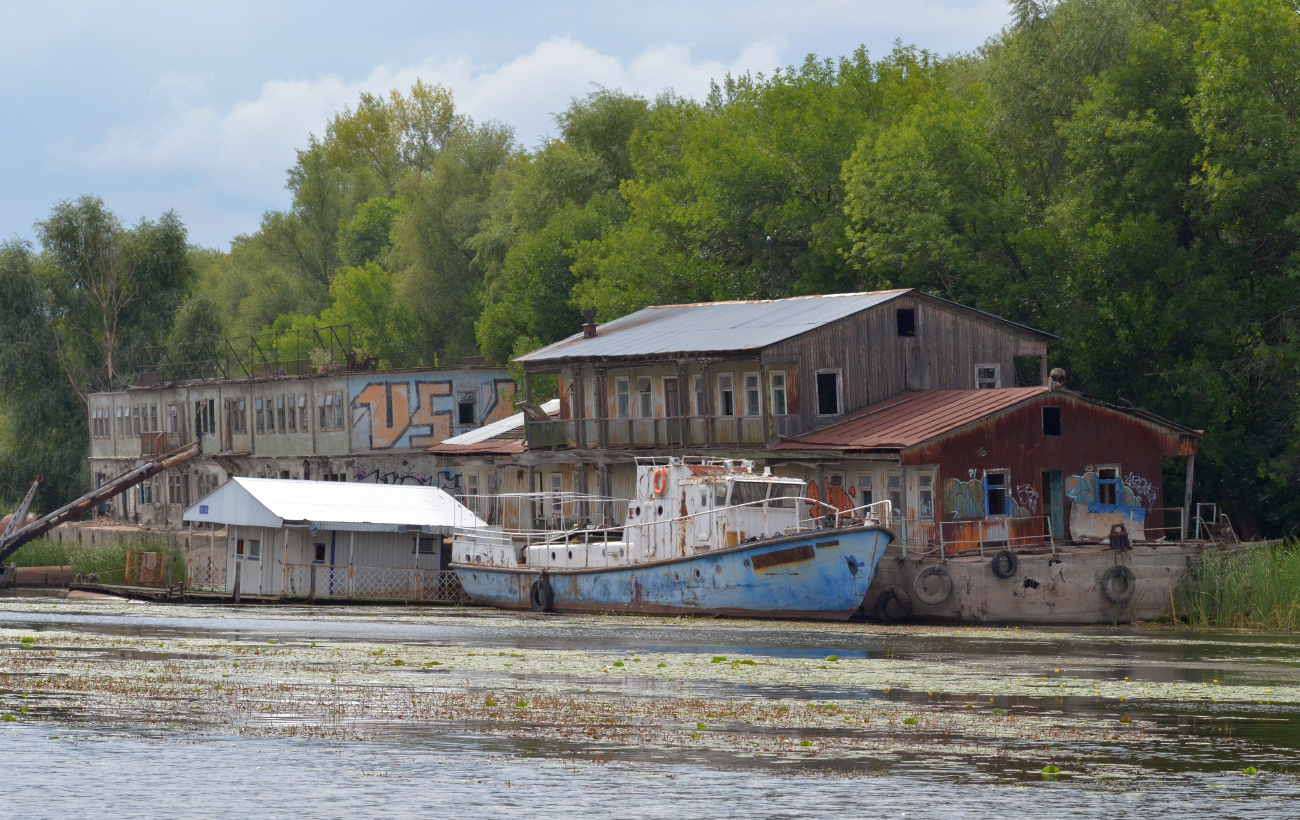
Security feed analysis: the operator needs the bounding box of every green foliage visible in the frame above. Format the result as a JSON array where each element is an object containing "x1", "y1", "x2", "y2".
[
  {"x1": 336, "y1": 197, "x2": 403, "y2": 268},
  {"x1": 1175, "y1": 541, "x2": 1300, "y2": 630},
  {"x1": 5, "y1": 534, "x2": 187, "y2": 586}
]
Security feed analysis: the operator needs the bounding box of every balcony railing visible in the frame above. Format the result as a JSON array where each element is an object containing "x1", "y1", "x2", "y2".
[
  {"x1": 140, "y1": 430, "x2": 190, "y2": 457},
  {"x1": 526, "y1": 414, "x2": 804, "y2": 451}
]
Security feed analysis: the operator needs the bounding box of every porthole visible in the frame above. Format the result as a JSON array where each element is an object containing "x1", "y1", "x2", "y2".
[
  {"x1": 694, "y1": 568, "x2": 701, "y2": 579},
  {"x1": 674, "y1": 573, "x2": 680, "y2": 582},
  {"x1": 657, "y1": 504, "x2": 664, "y2": 515},
  {"x1": 567, "y1": 550, "x2": 573, "y2": 559},
  {"x1": 634, "y1": 506, "x2": 642, "y2": 517},
  {"x1": 550, "y1": 551, "x2": 556, "y2": 560},
  {"x1": 744, "y1": 558, "x2": 751, "y2": 568},
  {"x1": 715, "y1": 565, "x2": 722, "y2": 574}
]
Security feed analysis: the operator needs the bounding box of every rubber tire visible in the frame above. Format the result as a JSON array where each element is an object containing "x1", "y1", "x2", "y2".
[
  {"x1": 990, "y1": 549, "x2": 1019, "y2": 579},
  {"x1": 529, "y1": 576, "x2": 555, "y2": 612},
  {"x1": 875, "y1": 586, "x2": 913, "y2": 622},
  {"x1": 913, "y1": 565, "x2": 954, "y2": 606},
  {"x1": 1101, "y1": 565, "x2": 1136, "y2": 604}
]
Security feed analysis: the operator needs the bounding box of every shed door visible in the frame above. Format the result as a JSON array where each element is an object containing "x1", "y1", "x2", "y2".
[{"x1": 1042, "y1": 471, "x2": 1065, "y2": 539}]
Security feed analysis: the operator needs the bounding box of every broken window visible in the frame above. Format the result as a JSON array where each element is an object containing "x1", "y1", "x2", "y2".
[
  {"x1": 458, "y1": 390, "x2": 477, "y2": 425},
  {"x1": 149, "y1": 404, "x2": 158, "y2": 432},
  {"x1": 1098, "y1": 466, "x2": 1120, "y2": 506},
  {"x1": 132, "y1": 405, "x2": 141, "y2": 436},
  {"x1": 975, "y1": 364, "x2": 1000, "y2": 389},
  {"x1": 615, "y1": 377, "x2": 631, "y2": 419},
  {"x1": 717, "y1": 373, "x2": 735, "y2": 416},
  {"x1": 332, "y1": 392, "x2": 345, "y2": 429},
  {"x1": 984, "y1": 470, "x2": 1010, "y2": 517},
  {"x1": 816, "y1": 370, "x2": 840, "y2": 415},
  {"x1": 769, "y1": 371, "x2": 787, "y2": 416},
  {"x1": 167, "y1": 474, "x2": 183, "y2": 504},
  {"x1": 896, "y1": 308, "x2": 916, "y2": 337},
  {"x1": 1042, "y1": 406, "x2": 1061, "y2": 437},
  {"x1": 744, "y1": 373, "x2": 761, "y2": 416},
  {"x1": 297, "y1": 395, "x2": 307, "y2": 433}
]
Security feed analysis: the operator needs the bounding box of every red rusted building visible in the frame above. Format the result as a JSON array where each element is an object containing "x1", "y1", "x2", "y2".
[{"x1": 772, "y1": 387, "x2": 1201, "y2": 552}]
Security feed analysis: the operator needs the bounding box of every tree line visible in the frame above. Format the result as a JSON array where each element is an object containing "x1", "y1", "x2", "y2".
[{"x1": 2, "y1": 0, "x2": 1298, "y2": 536}]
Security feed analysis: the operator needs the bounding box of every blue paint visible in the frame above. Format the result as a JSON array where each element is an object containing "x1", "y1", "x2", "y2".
[
  {"x1": 456, "y1": 526, "x2": 892, "y2": 620},
  {"x1": 199, "y1": 505, "x2": 208, "y2": 514},
  {"x1": 1087, "y1": 503, "x2": 1146, "y2": 522}
]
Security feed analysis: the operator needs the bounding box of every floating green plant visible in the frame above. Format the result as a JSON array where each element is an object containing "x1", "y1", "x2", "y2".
[
  {"x1": 392, "y1": 659, "x2": 404, "y2": 666},
  {"x1": 697, "y1": 722, "x2": 706, "y2": 730},
  {"x1": 903, "y1": 717, "x2": 918, "y2": 725},
  {"x1": 613, "y1": 661, "x2": 624, "y2": 667},
  {"x1": 1242, "y1": 767, "x2": 1258, "y2": 775},
  {"x1": 514, "y1": 701, "x2": 527, "y2": 708},
  {"x1": 657, "y1": 663, "x2": 667, "y2": 668},
  {"x1": 826, "y1": 655, "x2": 839, "y2": 662},
  {"x1": 1, "y1": 714, "x2": 15, "y2": 722},
  {"x1": 799, "y1": 740, "x2": 813, "y2": 746},
  {"x1": 20, "y1": 637, "x2": 35, "y2": 644},
  {"x1": 711, "y1": 656, "x2": 727, "y2": 663},
  {"x1": 485, "y1": 699, "x2": 497, "y2": 707},
  {"x1": 739, "y1": 659, "x2": 756, "y2": 665},
  {"x1": 1041, "y1": 765, "x2": 1060, "y2": 773},
  {"x1": 992, "y1": 708, "x2": 1004, "y2": 715}
]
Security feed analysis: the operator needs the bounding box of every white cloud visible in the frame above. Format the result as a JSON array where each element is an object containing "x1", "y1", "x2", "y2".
[{"x1": 77, "y1": 36, "x2": 788, "y2": 208}]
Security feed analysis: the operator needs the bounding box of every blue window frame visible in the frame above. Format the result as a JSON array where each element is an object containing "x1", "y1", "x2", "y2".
[{"x1": 984, "y1": 470, "x2": 1010, "y2": 517}]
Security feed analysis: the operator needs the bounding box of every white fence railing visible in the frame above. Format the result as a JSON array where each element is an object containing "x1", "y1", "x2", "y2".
[{"x1": 282, "y1": 564, "x2": 469, "y2": 603}]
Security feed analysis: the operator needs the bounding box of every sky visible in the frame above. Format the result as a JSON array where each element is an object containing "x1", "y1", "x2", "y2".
[{"x1": 0, "y1": 1, "x2": 1012, "y2": 249}]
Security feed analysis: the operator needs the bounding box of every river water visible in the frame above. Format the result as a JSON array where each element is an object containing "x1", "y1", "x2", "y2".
[{"x1": 2, "y1": 596, "x2": 1298, "y2": 819}]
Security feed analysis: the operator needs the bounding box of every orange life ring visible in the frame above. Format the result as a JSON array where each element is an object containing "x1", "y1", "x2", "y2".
[{"x1": 652, "y1": 467, "x2": 669, "y2": 497}]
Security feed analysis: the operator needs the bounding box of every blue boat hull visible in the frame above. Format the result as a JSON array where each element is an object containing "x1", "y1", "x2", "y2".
[{"x1": 452, "y1": 524, "x2": 893, "y2": 620}]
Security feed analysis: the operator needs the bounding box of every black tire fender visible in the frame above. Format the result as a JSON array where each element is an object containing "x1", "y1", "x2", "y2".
[
  {"x1": 875, "y1": 586, "x2": 913, "y2": 622},
  {"x1": 1101, "y1": 565, "x2": 1136, "y2": 604},
  {"x1": 529, "y1": 575, "x2": 555, "y2": 612},
  {"x1": 991, "y1": 549, "x2": 1019, "y2": 579},
  {"x1": 913, "y1": 565, "x2": 954, "y2": 605}
]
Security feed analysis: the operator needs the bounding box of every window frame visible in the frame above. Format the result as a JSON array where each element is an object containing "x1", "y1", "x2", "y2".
[
  {"x1": 636, "y1": 376, "x2": 653, "y2": 419},
  {"x1": 743, "y1": 372, "x2": 761, "y2": 417},
  {"x1": 983, "y1": 469, "x2": 1011, "y2": 518},
  {"x1": 916, "y1": 471, "x2": 936, "y2": 521},
  {"x1": 615, "y1": 377, "x2": 631, "y2": 419},
  {"x1": 717, "y1": 373, "x2": 736, "y2": 417},
  {"x1": 975, "y1": 363, "x2": 1001, "y2": 389},
  {"x1": 769, "y1": 371, "x2": 787, "y2": 416},
  {"x1": 815, "y1": 368, "x2": 843, "y2": 417},
  {"x1": 1096, "y1": 464, "x2": 1122, "y2": 506},
  {"x1": 693, "y1": 374, "x2": 706, "y2": 416}
]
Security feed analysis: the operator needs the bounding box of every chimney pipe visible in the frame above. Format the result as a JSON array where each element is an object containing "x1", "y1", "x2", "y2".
[{"x1": 582, "y1": 309, "x2": 598, "y2": 339}]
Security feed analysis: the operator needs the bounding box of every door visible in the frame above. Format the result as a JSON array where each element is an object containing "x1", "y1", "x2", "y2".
[{"x1": 1042, "y1": 470, "x2": 1065, "y2": 539}]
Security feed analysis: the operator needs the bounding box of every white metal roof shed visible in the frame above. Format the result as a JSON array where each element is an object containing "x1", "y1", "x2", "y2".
[{"x1": 182, "y1": 477, "x2": 486, "y2": 533}]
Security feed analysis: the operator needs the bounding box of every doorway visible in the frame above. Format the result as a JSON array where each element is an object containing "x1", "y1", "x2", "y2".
[{"x1": 1041, "y1": 470, "x2": 1064, "y2": 539}]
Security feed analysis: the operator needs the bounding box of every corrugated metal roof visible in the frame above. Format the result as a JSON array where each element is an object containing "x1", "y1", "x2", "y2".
[
  {"x1": 182, "y1": 477, "x2": 486, "y2": 533},
  {"x1": 516, "y1": 290, "x2": 911, "y2": 363},
  {"x1": 436, "y1": 399, "x2": 560, "y2": 446},
  {"x1": 773, "y1": 389, "x2": 1049, "y2": 451}
]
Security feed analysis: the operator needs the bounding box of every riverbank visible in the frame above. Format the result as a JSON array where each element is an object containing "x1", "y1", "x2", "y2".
[{"x1": 1177, "y1": 539, "x2": 1300, "y2": 630}]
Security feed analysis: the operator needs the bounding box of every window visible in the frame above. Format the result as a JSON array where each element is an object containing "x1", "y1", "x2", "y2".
[
  {"x1": 288, "y1": 396, "x2": 297, "y2": 432},
  {"x1": 255, "y1": 399, "x2": 265, "y2": 434},
  {"x1": 713, "y1": 482, "x2": 729, "y2": 507},
  {"x1": 718, "y1": 373, "x2": 735, "y2": 416},
  {"x1": 467, "y1": 473, "x2": 480, "y2": 497},
  {"x1": 975, "y1": 364, "x2": 1000, "y2": 389},
  {"x1": 693, "y1": 375, "x2": 706, "y2": 416},
  {"x1": 730, "y1": 481, "x2": 767, "y2": 508},
  {"x1": 663, "y1": 378, "x2": 681, "y2": 417},
  {"x1": 116, "y1": 407, "x2": 125, "y2": 439},
  {"x1": 886, "y1": 473, "x2": 903, "y2": 514},
  {"x1": 855, "y1": 473, "x2": 873, "y2": 506},
  {"x1": 636, "y1": 377, "x2": 653, "y2": 418},
  {"x1": 318, "y1": 393, "x2": 329, "y2": 429},
  {"x1": 917, "y1": 473, "x2": 935, "y2": 520},
  {"x1": 416, "y1": 537, "x2": 436, "y2": 555},
  {"x1": 332, "y1": 391, "x2": 345, "y2": 429},
  {"x1": 246, "y1": 539, "x2": 261, "y2": 561},
  {"x1": 132, "y1": 405, "x2": 141, "y2": 436},
  {"x1": 314, "y1": 543, "x2": 327, "y2": 563},
  {"x1": 91, "y1": 408, "x2": 107, "y2": 438},
  {"x1": 1042, "y1": 406, "x2": 1061, "y2": 436},
  {"x1": 896, "y1": 308, "x2": 915, "y2": 337},
  {"x1": 816, "y1": 370, "x2": 841, "y2": 416},
  {"x1": 149, "y1": 403, "x2": 158, "y2": 432},
  {"x1": 744, "y1": 373, "x2": 761, "y2": 416},
  {"x1": 615, "y1": 377, "x2": 631, "y2": 419},
  {"x1": 229, "y1": 399, "x2": 247, "y2": 434},
  {"x1": 167, "y1": 474, "x2": 184, "y2": 504},
  {"x1": 297, "y1": 395, "x2": 307, "y2": 433},
  {"x1": 770, "y1": 371, "x2": 787, "y2": 416},
  {"x1": 458, "y1": 390, "x2": 477, "y2": 425},
  {"x1": 768, "y1": 483, "x2": 802, "y2": 509},
  {"x1": 1097, "y1": 466, "x2": 1121, "y2": 506},
  {"x1": 984, "y1": 470, "x2": 1010, "y2": 517},
  {"x1": 235, "y1": 539, "x2": 244, "y2": 556},
  {"x1": 277, "y1": 395, "x2": 286, "y2": 432},
  {"x1": 138, "y1": 479, "x2": 153, "y2": 504}
]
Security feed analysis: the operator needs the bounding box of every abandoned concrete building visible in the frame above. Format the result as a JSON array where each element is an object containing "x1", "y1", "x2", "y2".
[
  {"x1": 88, "y1": 362, "x2": 515, "y2": 527},
  {"x1": 430, "y1": 289, "x2": 1201, "y2": 552}
]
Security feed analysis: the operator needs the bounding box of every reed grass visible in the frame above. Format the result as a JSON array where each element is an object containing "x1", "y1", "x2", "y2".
[
  {"x1": 1174, "y1": 539, "x2": 1300, "y2": 630},
  {"x1": 6, "y1": 534, "x2": 187, "y2": 585}
]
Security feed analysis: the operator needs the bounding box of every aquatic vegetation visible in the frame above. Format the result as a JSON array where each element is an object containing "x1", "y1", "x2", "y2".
[
  {"x1": 826, "y1": 655, "x2": 838, "y2": 662},
  {"x1": 711, "y1": 656, "x2": 727, "y2": 663},
  {"x1": 4, "y1": 534, "x2": 186, "y2": 584},
  {"x1": 903, "y1": 718, "x2": 918, "y2": 725},
  {"x1": 1242, "y1": 767, "x2": 1258, "y2": 775},
  {"x1": 1175, "y1": 539, "x2": 1300, "y2": 630}
]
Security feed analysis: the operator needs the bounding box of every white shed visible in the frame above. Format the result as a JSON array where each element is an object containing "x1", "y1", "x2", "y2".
[{"x1": 182, "y1": 477, "x2": 485, "y2": 598}]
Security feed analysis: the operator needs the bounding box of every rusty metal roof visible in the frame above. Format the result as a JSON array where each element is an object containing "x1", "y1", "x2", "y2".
[
  {"x1": 516, "y1": 290, "x2": 910, "y2": 363},
  {"x1": 516, "y1": 289, "x2": 1055, "y2": 365},
  {"x1": 773, "y1": 389, "x2": 1050, "y2": 451}
]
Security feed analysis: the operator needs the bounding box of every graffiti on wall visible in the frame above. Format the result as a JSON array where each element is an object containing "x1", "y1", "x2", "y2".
[
  {"x1": 350, "y1": 374, "x2": 515, "y2": 451},
  {"x1": 1065, "y1": 471, "x2": 1146, "y2": 509},
  {"x1": 1124, "y1": 472, "x2": 1157, "y2": 507},
  {"x1": 944, "y1": 478, "x2": 984, "y2": 519},
  {"x1": 352, "y1": 467, "x2": 463, "y2": 492},
  {"x1": 1015, "y1": 484, "x2": 1041, "y2": 515}
]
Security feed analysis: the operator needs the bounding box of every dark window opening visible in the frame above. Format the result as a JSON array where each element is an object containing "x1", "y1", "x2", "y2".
[
  {"x1": 816, "y1": 372, "x2": 840, "y2": 415},
  {"x1": 896, "y1": 308, "x2": 915, "y2": 337},
  {"x1": 313, "y1": 543, "x2": 327, "y2": 563},
  {"x1": 458, "y1": 400, "x2": 477, "y2": 425},
  {"x1": 1042, "y1": 406, "x2": 1061, "y2": 436},
  {"x1": 1098, "y1": 467, "x2": 1120, "y2": 506},
  {"x1": 984, "y1": 471, "x2": 1009, "y2": 517},
  {"x1": 417, "y1": 537, "x2": 437, "y2": 555}
]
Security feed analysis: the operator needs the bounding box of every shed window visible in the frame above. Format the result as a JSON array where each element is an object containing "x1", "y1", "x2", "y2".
[
  {"x1": 615, "y1": 377, "x2": 631, "y2": 419},
  {"x1": 718, "y1": 373, "x2": 735, "y2": 416},
  {"x1": 769, "y1": 371, "x2": 787, "y2": 416},
  {"x1": 744, "y1": 373, "x2": 761, "y2": 416},
  {"x1": 1098, "y1": 466, "x2": 1121, "y2": 506},
  {"x1": 637, "y1": 377, "x2": 653, "y2": 418},
  {"x1": 417, "y1": 537, "x2": 437, "y2": 555},
  {"x1": 314, "y1": 543, "x2": 327, "y2": 563},
  {"x1": 984, "y1": 471, "x2": 1010, "y2": 517},
  {"x1": 816, "y1": 370, "x2": 841, "y2": 416},
  {"x1": 246, "y1": 539, "x2": 261, "y2": 560},
  {"x1": 1042, "y1": 406, "x2": 1061, "y2": 436},
  {"x1": 896, "y1": 308, "x2": 915, "y2": 337},
  {"x1": 975, "y1": 364, "x2": 1000, "y2": 389}
]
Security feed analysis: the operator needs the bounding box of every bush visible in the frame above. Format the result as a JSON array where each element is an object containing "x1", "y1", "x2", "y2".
[{"x1": 6, "y1": 534, "x2": 187, "y2": 585}]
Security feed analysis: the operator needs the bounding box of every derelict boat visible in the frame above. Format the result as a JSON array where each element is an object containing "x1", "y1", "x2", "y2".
[{"x1": 449, "y1": 458, "x2": 894, "y2": 620}]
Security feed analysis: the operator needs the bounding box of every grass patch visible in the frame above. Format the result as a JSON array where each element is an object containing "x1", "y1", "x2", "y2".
[
  {"x1": 1175, "y1": 540, "x2": 1300, "y2": 630},
  {"x1": 6, "y1": 534, "x2": 187, "y2": 585}
]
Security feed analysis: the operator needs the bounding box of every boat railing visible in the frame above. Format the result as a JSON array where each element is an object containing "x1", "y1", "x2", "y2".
[{"x1": 456, "y1": 491, "x2": 630, "y2": 531}]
